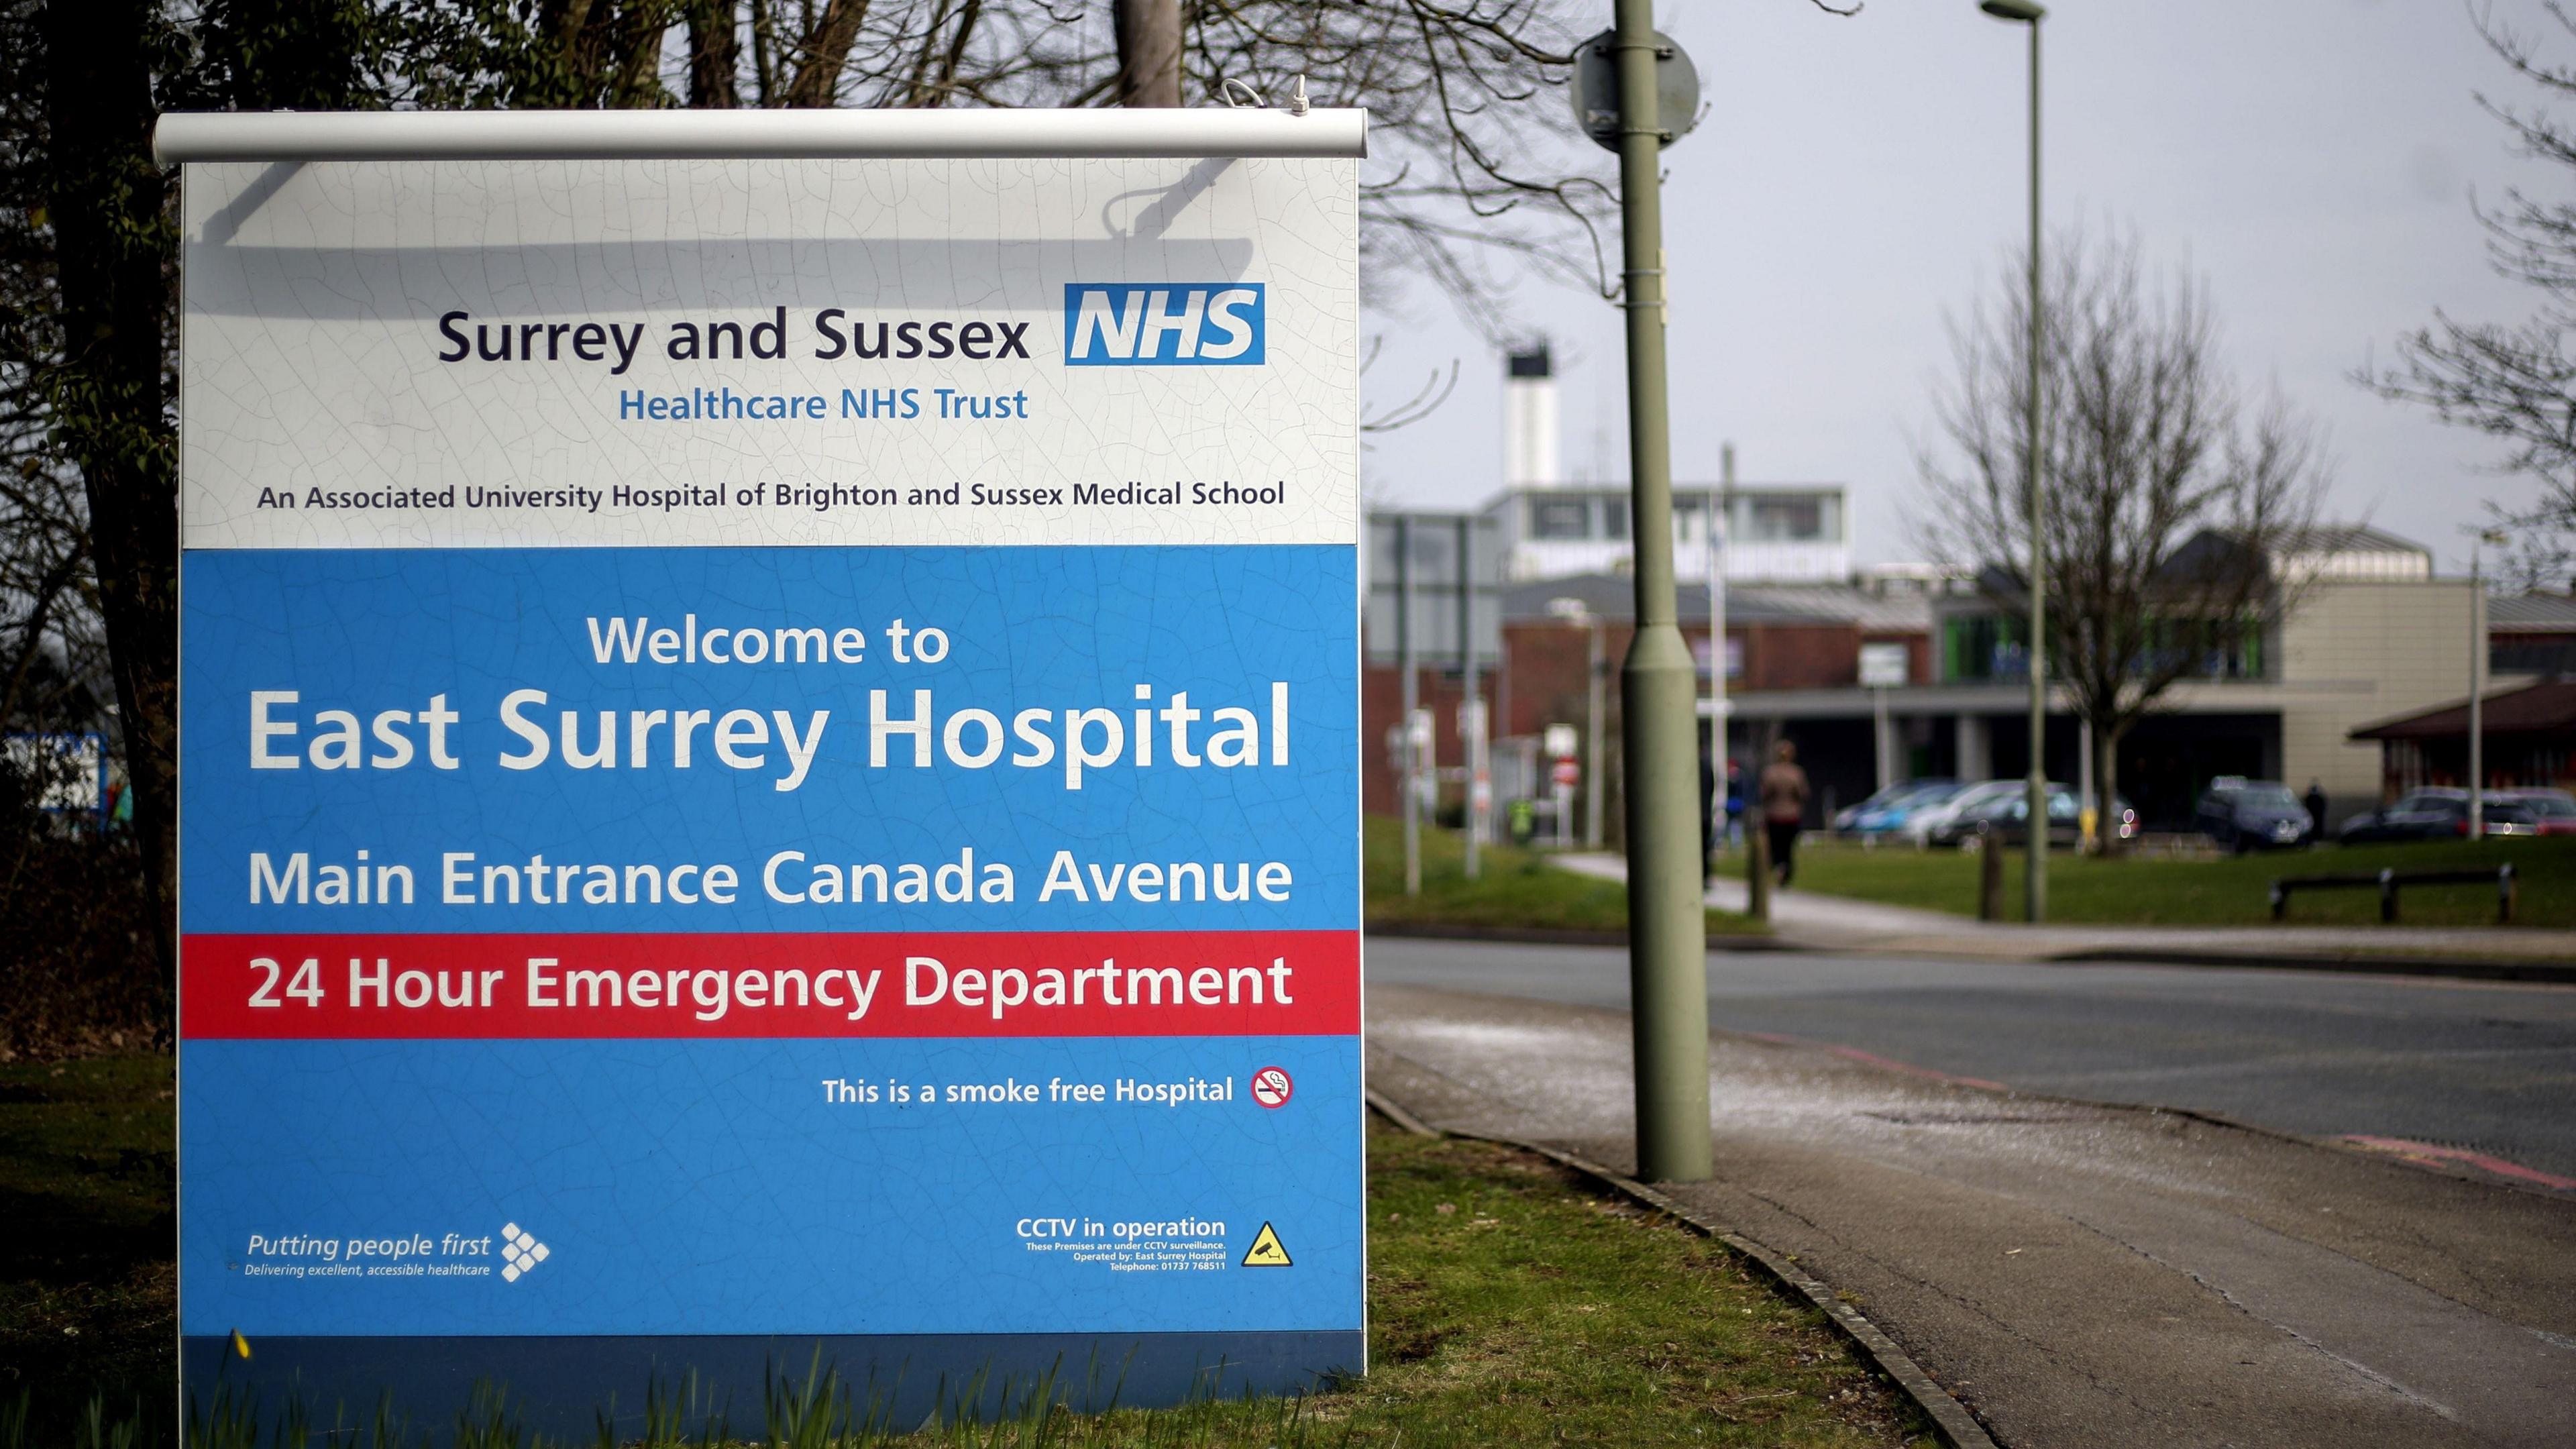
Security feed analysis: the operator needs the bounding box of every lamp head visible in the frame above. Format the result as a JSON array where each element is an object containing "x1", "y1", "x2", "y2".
[{"x1": 1980, "y1": 0, "x2": 2045, "y2": 21}]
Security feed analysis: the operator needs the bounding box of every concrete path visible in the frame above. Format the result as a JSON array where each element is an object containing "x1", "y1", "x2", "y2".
[
  {"x1": 1550, "y1": 851, "x2": 2576, "y2": 966},
  {"x1": 1368, "y1": 983, "x2": 2576, "y2": 1449}
]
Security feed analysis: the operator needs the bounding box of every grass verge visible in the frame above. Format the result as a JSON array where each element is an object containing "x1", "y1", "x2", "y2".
[
  {"x1": 3, "y1": 1067, "x2": 1927, "y2": 1448},
  {"x1": 1296, "y1": 1126, "x2": 1935, "y2": 1447},
  {"x1": 0, "y1": 1055, "x2": 174, "y2": 1430},
  {"x1": 1366, "y1": 816, "x2": 1765, "y2": 937},
  {"x1": 1774, "y1": 835, "x2": 2576, "y2": 930}
]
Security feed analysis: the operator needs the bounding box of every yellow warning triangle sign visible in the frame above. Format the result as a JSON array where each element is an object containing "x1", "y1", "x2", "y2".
[{"x1": 1242, "y1": 1222, "x2": 1293, "y2": 1267}]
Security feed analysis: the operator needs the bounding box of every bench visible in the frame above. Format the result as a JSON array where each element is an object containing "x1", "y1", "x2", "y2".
[{"x1": 2269, "y1": 865, "x2": 2519, "y2": 924}]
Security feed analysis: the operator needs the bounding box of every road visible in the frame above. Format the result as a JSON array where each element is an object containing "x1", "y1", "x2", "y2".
[{"x1": 1367, "y1": 936, "x2": 2576, "y2": 1183}]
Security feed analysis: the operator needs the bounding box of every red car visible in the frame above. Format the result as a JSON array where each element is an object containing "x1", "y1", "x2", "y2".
[{"x1": 2493, "y1": 789, "x2": 2576, "y2": 837}]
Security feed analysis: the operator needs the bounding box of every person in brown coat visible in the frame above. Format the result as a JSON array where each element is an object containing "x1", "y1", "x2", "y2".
[{"x1": 1758, "y1": 739, "x2": 1811, "y2": 887}]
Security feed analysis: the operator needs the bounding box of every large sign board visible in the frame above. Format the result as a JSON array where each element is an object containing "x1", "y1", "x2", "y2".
[
  {"x1": 173, "y1": 119, "x2": 1362, "y2": 1429},
  {"x1": 1362, "y1": 513, "x2": 1501, "y2": 665}
]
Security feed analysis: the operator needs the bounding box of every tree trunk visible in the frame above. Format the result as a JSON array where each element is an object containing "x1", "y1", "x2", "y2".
[
  {"x1": 1112, "y1": 0, "x2": 1180, "y2": 107},
  {"x1": 40, "y1": 0, "x2": 177, "y2": 977},
  {"x1": 784, "y1": 0, "x2": 870, "y2": 107},
  {"x1": 2094, "y1": 721, "x2": 2123, "y2": 857},
  {"x1": 608, "y1": 4, "x2": 674, "y2": 107},
  {"x1": 540, "y1": 0, "x2": 598, "y2": 56},
  {"x1": 687, "y1": 0, "x2": 741, "y2": 107}
]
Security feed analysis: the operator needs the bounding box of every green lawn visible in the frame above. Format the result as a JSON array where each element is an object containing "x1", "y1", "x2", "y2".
[
  {"x1": 0, "y1": 1055, "x2": 174, "y2": 1438},
  {"x1": 0, "y1": 1065, "x2": 1928, "y2": 1448},
  {"x1": 1365, "y1": 816, "x2": 1764, "y2": 937},
  {"x1": 1771, "y1": 835, "x2": 2576, "y2": 930}
]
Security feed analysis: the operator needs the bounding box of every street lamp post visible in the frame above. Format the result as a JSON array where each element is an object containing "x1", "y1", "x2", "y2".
[
  {"x1": 1548, "y1": 597, "x2": 1611, "y2": 851},
  {"x1": 1460, "y1": 515, "x2": 1487, "y2": 880},
  {"x1": 1397, "y1": 515, "x2": 1421, "y2": 896},
  {"x1": 1607, "y1": 0, "x2": 1712, "y2": 1183},
  {"x1": 2469, "y1": 528, "x2": 2506, "y2": 835},
  {"x1": 1709, "y1": 445, "x2": 1735, "y2": 835},
  {"x1": 1982, "y1": 0, "x2": 2048, "y2": 921},
  {"x1": 1586, "y1": 614, "x2": 1608, "y2": 849}
]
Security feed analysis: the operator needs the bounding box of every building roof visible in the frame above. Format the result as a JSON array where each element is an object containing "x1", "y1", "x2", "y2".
[
  {"x1": 2349, "y1": 680, "x2": 2576, "y2": 741},
  {"x1": 1956, "y1": 523, "x2": 2432, "y2": 602},
  {"x1": 1501, "y1": 574, "x2": 1932, "y2": 631},
  {"x1": 1476, "y1": 482, "x2": 1845, "y2": 502},
  {"x1": 2490, "y1": 590, "x2": 2576, "y2": 633},
  {"x1": 2274, "y1": 523, "x2": 2431, "y2": 557}
]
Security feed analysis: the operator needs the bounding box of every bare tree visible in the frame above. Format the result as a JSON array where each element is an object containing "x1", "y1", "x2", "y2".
[
  {"x1": 643, "y1": 0, "x2": 1623, "y2": 326},
  {"x1": 384, "y1": 1, "x2": 1853, "y2": 331},
  {"x1": 1918, "y1": 229, "x2": 2330, "y2": 850},
  {"x1": 1, "y1": 0, "x2": 1862, "y2": 1000},
  {"x1": 35, "y1": 0, "x2": 181, "y2": 964},
  {"x1": 2369, "y1": 1, "x2": 2576, "y2": 575}
]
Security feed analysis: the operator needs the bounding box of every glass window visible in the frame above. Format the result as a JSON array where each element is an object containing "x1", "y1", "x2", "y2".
[
  {"x1": 1690, "y1": 635, "x2": 1745, "y2": 680},
  {"x1": 1601, "y1": 498, "x2": 1629, "y2": 540},
  {"x1": 1943, "y1": 615, "x2": 2031, "y2": 682},
  {"x1": 1745, "y1": 497, "x2": 1823, "y2": 541},
  {"x1": 1531, "y1": 499, "x2": 1591, "y2": 539}
]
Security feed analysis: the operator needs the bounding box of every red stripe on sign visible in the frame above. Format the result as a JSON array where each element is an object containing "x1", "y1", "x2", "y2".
[{"x1": 180, "y1": 932, "x2": 1358, "y2": 1040}]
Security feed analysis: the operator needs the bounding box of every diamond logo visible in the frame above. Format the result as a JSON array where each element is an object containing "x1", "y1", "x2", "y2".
[{"x1": 498, "y1": 1222, "x2": 548, "y2": 1283}]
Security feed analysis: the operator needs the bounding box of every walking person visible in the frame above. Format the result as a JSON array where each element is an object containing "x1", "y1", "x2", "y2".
[
  {"x1": 1759, "y1": 739, "x2": 1810, "y2": 888},
  {"x1": 1723, "y1": 758, "x2": 1746, "y2": 849},
  {"x1": 2302, "y1": 779, "x2": 2328, "y2": 837}
]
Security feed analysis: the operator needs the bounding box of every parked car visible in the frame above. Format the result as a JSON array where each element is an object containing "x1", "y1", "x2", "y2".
[
  {"x1": 2337, "y1": 788, "x2": 2541, "y2": 843},
  {"x1": 1829, "y1": 782, "x2": 1910, "y2": 835},
  {"x1": 2492, "y1": 788, "x2": 2576, "y2": 837},
  {"x1": 2339, "y1": 789, "x2": 2467, "y2": 843},
  {"x1": 2475, "y1": 792, "x2": 2553, "y2": 837},
  {"x1": 1831, "y1": 779, "x2": 1963, "y2": 837},
  {"x1": 1906, "y1": 780, "x2": 2025, "y2": 847},
  {"x1": 1941, "y1": 783, "x2": 2139, "y2": 849},
  {"x1": 2193, "y1": 777, "x2": 2315, "y2": 853}
]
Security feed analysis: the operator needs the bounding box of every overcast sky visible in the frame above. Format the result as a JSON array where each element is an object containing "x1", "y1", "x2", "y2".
[{"x1": 1356, "y1": 0, "x2": 2562, "y2": 576}]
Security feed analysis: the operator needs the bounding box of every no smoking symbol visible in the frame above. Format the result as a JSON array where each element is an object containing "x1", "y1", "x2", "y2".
[{"x1": 1250, "y1": 1067, "x2": 1293, "y2": 1109}]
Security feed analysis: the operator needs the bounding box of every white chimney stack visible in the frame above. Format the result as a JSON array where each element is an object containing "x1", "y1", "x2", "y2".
[{"x1": 1503, "y1": 343, "x2": 1560, "y2": 489}]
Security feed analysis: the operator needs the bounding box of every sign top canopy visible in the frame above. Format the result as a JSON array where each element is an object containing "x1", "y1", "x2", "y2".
[{"x1": 152, "y1": 107, "x2": 1368, "y2": 165}]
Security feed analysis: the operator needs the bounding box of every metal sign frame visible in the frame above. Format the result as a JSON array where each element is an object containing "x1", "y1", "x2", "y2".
[{"x1": 166, "y1": 107, "x2": 1368, "y2": 1436}]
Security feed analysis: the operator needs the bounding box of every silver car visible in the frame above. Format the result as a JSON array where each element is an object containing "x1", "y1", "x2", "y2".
[{"x1": 1902, "y1": 780, "x2": 2024, "y2": 847}]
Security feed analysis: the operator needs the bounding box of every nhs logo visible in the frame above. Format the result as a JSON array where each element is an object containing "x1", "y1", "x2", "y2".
[{"x1": 1063, "y1": 284, "x2": 1265, "y2": 366}]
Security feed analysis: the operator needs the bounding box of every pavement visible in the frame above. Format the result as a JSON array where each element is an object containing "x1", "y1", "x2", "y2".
[
  {"x1": 1551, "y1": 851, "x2": 2576, "y2": 970},
  {"x1": 1366, "y1": 976, "x2": 2576, "y2": 1448}
]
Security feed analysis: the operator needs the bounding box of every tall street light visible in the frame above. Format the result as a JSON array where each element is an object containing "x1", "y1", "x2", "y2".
[
  {"x1": 2469, "y1": 527, "x2": 2507, "y2": 835},
  {"x1": 1547, "y1": 596, "x2": 1611, "y2": 851},
  {"x1": 1605, "y1": 0, "x2": 1712, "y2": 1183},
  {"x1": 1982, "y1": 0, "x2": 2048, "y2": 921}
]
